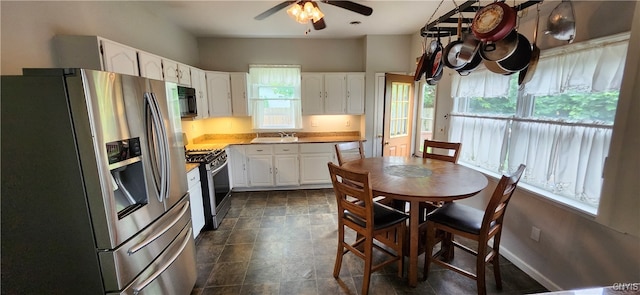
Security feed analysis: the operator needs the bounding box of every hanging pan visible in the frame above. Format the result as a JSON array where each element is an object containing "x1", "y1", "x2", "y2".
[
  {"x1": 472, "y1": 1, "x2": 517, "y2": 42},
  {"x1": 498, "y1": 31, "x2": 532, "y2": 72},
  {"x1": 425, "y1": 33, "x2": 443, "y2": 82},
  {"x1": 519, "y1": 4, "x2": 541, "y2": 87},
  {"x1": 443, "y1": 14, "x2": 467, "y2": 70},
  {"x1": 414, "y1": 36, "x2": 428, "y2": 81}
]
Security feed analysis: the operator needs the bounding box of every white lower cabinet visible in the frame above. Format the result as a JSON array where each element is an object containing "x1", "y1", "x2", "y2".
[
  {"x1": 187, "y1": 168, "x2": 205, "y2": 239},
  {"x1": 229, "y1": 143, "x2": 334, "y2": 189},
  {"x1": 244, "y1": 144, "x2": 300, "y2": 187},
  {"x1": 228, "y1": 146, "x2": 247, "y2": 188},
  {"x1": 299, "y1": 143, "x2": 335, "y2": 185}
]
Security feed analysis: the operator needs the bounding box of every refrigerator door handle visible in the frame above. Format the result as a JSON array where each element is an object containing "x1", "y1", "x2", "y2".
[
  {"x1": 132, "y1": 227, "x2": 193, "y2": 295},
  {"x1": 150, "y1": 92, "x2": 172, "y2": 201},
  {"x1": 145, "y1": 93, "x2": 168, "y2": 202},
  {"x1": 127, "y1": 200, "x2": 190, "y2": 255}
]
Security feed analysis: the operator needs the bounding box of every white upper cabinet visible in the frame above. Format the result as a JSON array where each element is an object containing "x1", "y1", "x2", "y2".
[
  {"x1": 301, "y1": 73, "x2": 325, "y2": 115},
  {"x1": 163, "y1": 59, "x2": 192, "y2": 86},
  {"x1": 206, "y1": 71, "x2": 232, "y2": 117},
  {"x1": 190, "y1": 67, "x2": 209, "y2": 120},
  {"x1": 301, "y1": 72, "x2": 365, "y2": 115},
  {"x1": 346, "y1": 73, "x2": 365, "y2": 114},
  {"x1": 137, "y1": 51, "x2": 164, "y2": 81},
  {"x1": 100, "y1": 39, "x2": 139, "y2": 76},
  {"x1": 323, "y1": 73, "x2": 347, "y2": 114},
  {"x1": 230, "y1": 72, "x2": 249, "y2": 117},
  {"x1": 53, "y1": 35, "x2": 140, "y2": 76}
]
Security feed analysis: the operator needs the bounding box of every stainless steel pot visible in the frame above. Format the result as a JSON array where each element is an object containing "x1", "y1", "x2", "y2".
[{"x1": 545, "y1": 0, "x2": 576, "y2": 43}]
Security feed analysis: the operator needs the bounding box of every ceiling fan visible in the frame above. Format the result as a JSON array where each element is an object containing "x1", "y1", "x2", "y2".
[{"x1": 254, "y1": 1, "x2": 374, "y2": 31}]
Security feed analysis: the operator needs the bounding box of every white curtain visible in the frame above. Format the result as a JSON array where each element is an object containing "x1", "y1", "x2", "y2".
[
  {"x1": 449, "y1": 115, "x2": 509, "y2": 172},
  {"x1": 523, "y1": 41, "x2": 628, "y2": 96},
  {"x1": 451, "y1": 68, "x2": 511, "y2": 98},
  {"x1": 509, "y1": 121, "x2": 612, "y2": 207},
  {"x1": 248, "y1": 65, "x2": 302, "y2": 129}
]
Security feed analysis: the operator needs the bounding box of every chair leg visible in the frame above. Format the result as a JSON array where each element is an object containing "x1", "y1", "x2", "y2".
[
  {"x1": 362, "y1": 237, "x2": 374, "y2": 295},
  {"x1": 476, "y1": 243, "x2": 487, "y2": 295},
  {"x1": 423, "y1": 224, "x2": 437, "y2": 280},
  {"x1": 397, "y1": 226, "x2": 405, "y2": 278},
  {"x1": 333, "y1": 225, "x2": 345, "y2": 278},
  {"x1": 493, "y1": 235, "x2": 503, "y2": 290}
]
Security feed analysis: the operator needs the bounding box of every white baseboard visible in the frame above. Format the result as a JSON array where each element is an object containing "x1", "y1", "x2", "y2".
[{"x1": 499, "y1": 246, "x2": 562, "y2": 292}]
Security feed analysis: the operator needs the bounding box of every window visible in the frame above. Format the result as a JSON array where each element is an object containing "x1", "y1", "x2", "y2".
[
  {"x1": 248, "y1": 65, "x2": 302, "y2": 130},
  {"x1": 416, "y1": 83, "x2": 436, "y2": 154},
  {"x1": 389, "y1": 81, "x2": 411, "y2": 137},
  {"x1": 449, "y1": 34, "x2": 628, "y2": 213}
]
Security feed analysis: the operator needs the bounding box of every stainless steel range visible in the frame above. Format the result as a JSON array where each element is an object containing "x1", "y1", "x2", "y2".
[{"x1": 186, "y1": 148, "x2": 231, "y2": 230}]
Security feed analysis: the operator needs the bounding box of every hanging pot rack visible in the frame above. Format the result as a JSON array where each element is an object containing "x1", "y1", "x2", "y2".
[{"x1": 421, "y1": 0, "x2": 543, "y2": 37}]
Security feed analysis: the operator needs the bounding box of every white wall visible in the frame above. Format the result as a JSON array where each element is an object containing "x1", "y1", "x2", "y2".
[
  {"x1": 416, "y1": 0, "x2": 639, "y2": 291},
  {"x1": 197, "y1": 37, "x2": 365, "y2": 72},
  {"x1": 0, "y1": 1, "x2": 199, "y2": 75}
]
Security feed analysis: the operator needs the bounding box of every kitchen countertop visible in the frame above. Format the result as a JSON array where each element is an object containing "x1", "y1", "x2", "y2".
[
  {"x1": 185, "y1": 134, "x2": 364, "y2": 151},
  {"x1": 185, "y1": 163, "x2": 200, "y2": 172}
]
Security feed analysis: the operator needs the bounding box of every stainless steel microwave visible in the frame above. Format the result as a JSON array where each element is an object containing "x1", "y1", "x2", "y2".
[{"x1": 178, "y1": 86, "x2": 197, "y2": 118}]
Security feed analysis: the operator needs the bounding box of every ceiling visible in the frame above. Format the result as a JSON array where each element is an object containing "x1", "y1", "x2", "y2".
[{"x1": 138, "y1": 1, "x2": 465, "y2": 39}]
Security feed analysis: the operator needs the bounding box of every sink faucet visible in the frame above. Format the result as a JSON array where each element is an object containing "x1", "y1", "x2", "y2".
[{"x1": 278, "y1": 131, "x2": 287, "y2": 137}]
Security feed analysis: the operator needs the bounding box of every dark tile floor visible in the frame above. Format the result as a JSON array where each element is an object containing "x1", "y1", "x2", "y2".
[{"x1": 190, "y1": 189, "x2": 548, "y2": 295}]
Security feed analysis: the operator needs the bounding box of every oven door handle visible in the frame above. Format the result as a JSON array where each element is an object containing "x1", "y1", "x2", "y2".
[
  {"x1": 210, "y1": 160, "x2": 228, "y2": 175},
  {"x1": 127, "y1": 201, "x2": 190, "y2": 255}
]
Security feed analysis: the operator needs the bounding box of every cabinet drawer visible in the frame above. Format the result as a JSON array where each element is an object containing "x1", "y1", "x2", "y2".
[
  {"x1": 300, "y1": 143, "x2": 335, "y2": 154},
  {"x1": 246, "y1": 145, "x2": 273, "y2": 155},
  {"x1": 187, "y1": 167, "x2": 200, "y2": 188},
  {"x1": 274, "y1": 144, "x2": 299, "y2": 155}
]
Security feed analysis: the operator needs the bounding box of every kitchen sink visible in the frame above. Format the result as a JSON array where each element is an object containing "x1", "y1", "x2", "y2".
[{"x1": 250, "y1": 137, "x2": 299, "y2": 143}]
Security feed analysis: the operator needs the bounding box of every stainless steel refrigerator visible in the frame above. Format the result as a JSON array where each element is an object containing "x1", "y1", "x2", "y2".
[{"x1": 1, "y1": 69, "x2": 197, "y2": 294}]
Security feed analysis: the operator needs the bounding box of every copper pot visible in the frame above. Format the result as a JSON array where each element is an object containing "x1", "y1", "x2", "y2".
[{"x1": 479, "y1": 29, "x2": 519, "y2": 62}]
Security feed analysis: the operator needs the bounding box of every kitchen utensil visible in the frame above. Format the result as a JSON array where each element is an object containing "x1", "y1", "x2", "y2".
[
  {"x1": 458, "y1": 32, "x2": 481, "y2": 63},
  {"x1": 519, "y1": 4, "x2": 541, "y2": 87},
  {"x1": 425, "y1": 35, "x2": 443, "y2": 81},
  {"x1": 498, "y1": 32, "x2": 532, "y2": 72},
  {"x1": 457, "y1": 46, "x2": 483, "y2": 76},
  {"x1": 479, "y1": 29, "x2": 519, "y2": 61},
  {"x1": 414, "y1": 36, "x2": 428, "y2": 81},
  {"x1": 545, "y1": 0, "x2": 576, "y2": 43},
  {"x1": 472, "y1": 1, "x2": 517, "y2": 42},
  {"x1": 443, "y1": 14, "x2": 467, "y2": 70}
]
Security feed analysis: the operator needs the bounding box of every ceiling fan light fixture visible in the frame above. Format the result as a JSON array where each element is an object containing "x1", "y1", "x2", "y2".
[{"x1": 287, "y1": 1, "x2": 324, "y2": 24}]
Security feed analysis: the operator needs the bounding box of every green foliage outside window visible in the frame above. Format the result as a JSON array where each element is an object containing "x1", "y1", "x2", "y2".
[{"x1": 533, "y1": 90, "x2": 619, "y2": 123}]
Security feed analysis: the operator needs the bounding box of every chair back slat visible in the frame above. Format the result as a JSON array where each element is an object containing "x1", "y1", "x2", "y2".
[
  {"x1": 335, "y1": 141, "x2": 365, "y2": 165},
  {"x1": 482, "y1": 164, "x2": 526, "y2": 231},
  {"x1": 423, "y1": 140, "x2": 461, "y2": 163},
  {"x1": 328, "y1": 162, "x2": 374, "y2": 230}
]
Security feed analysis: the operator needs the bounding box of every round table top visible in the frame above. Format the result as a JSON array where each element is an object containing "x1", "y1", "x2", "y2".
[{"x1": 342, "y1": 156, "x2": 488, "y2": 202}]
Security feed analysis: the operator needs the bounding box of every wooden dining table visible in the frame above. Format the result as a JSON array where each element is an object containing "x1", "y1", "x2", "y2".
[{"x1": 342, "y1": 156, "x2": 488, "y2": 287}]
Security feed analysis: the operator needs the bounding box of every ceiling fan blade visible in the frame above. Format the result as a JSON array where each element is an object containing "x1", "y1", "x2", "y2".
[
  {"x1": 311, "y1": 2, "x2": 327, "y2": 30},
  {"x1": 323, "y1": 1, "x2": 373, "y2": 16},
  {"x1": 255, "y1": 1, "x2": 298, "y2": 20}
]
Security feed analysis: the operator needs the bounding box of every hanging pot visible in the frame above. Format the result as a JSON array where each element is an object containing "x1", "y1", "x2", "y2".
[
  {"x1": 458, "y1": 32, "x2": 481, "y2": 63},
  {"x1": 498, "y1": 32, "x2": 532, "y2": 72},
  {"x1": 425, "y1": 36, "x2": 443, "y2": 81},
  {"x1": 484, "y1": 59, "x2": 514, "y2": 75},
  {"x1": 457, "y1": 47, "x2": 482, "y2": 76},
  {"x1": 472, "y1": 1, "x2": 517, "y2": 42},
  {"x1": 545, "y1": 0, "x2": 576, "y2": 43},
  {"x1": 479, "y1": 29, "x2": 519, "y2": 62},
  {"x1": 519, "y1": 4, "x2": 541, "y2": 87},
  {"x1": 443, "y1": 15, "x2": 466, "y2": 70}
]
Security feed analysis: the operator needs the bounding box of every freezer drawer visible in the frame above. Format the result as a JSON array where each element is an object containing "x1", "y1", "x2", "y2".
[
  {"x1": 108, "y1": 220, "x2": 196, "y2": 295},
  {"x1": 99, "y1": 197, "x2": 193, "y2": 291}
]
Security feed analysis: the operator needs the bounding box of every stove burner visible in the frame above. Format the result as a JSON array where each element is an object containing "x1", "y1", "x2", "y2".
[{"x1": 185, "y1": 149, "x2": 224, "y2": 164}]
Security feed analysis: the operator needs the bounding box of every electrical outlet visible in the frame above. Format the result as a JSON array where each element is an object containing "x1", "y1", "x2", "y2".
[
  {"x1": 530, "y1": 226, "x2": 541, "y2": 242},
  {"x1": 346, "y1": 120, "x2": 350, "y2": 127}
]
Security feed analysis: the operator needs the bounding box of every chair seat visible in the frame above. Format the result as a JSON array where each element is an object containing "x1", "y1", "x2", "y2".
[
  {"x1": 345, "y1": 203, "x2": 409, "y2": 230},
  {"x1": 429, "y1": 202, "x2": 494, "y2": 235}
]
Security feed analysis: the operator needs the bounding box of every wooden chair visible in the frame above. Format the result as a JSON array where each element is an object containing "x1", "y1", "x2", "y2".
[
  {"x1": 334, "y1": 141, "x2": 365, "y2": 165},
  {"x1": 327, "y1": 162, "x2": 408, "y2": 295},
  {"x1": 418, "y1": 140, "x2": 462, "y2": 221},
  {"x1": 422, "y1": 139, "x2": 461, "y2": 163},
  {"x1": 423, "y1": 164, "x2": 526, "y2": 295}
]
